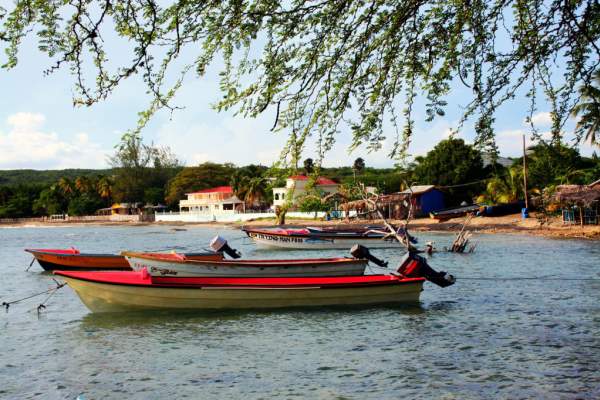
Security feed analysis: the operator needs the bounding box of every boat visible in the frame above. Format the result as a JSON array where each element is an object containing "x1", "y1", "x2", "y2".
[
  {"x1": 241, "y1": 226, "x2": 413, "y2": 249},
  {"x1": 54, "y1": 248, "x2": 455, "y2": 313},
  {"x1": 55, "y1": 271, "x2": 426, "y2": 312},
  {"x1": 429, "y1": 204, "x2": 481, "y2": 221},
  {"x1": 25, "y1": 248, "x2": 224, "y2": 271},
  {"x1": 122, "y1": 236, "x2": 367, "y2": 277},
  {"x1": 480, "y1": 201, "x2": 525, "y2": 217},
  {"x1": 123, "y1": 251, "x2": 368, "y2": 277}
]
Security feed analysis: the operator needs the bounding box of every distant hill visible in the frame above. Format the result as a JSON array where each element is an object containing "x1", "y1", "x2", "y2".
[{"x1": 0, "y1": 169, "x2": 115, "y2": 186}]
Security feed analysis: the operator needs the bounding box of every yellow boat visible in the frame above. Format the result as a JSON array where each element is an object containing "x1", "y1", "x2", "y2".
[{"x1": 55, "y1": 270, "x2": 426, "y2": 313}]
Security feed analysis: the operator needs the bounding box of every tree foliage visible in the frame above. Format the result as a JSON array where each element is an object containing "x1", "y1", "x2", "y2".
[
  {"x1": 165, "y1": 162, "x2": 236, "y2": 206},
  {"x1": 413, "y1": 138, "x2": 488, "y2": 204},
  {"x1": 476, "y1": 166, "x2": 523, "y2": 205},
  {"x1": 516, "y1": 142, "x2": 590, "y2": 190},
  {"x1": 303, "y1": 158, "x2": 314, "y2": 175},
  {"x1": 109, "y1": 132, "x2": 181, "y2": 202},
  {"x1": 1, "y1": 1, "x2": 599, "y2": 162},
  {"x1": 572, "y1": 70, "x2": 600, "y2": 146}
]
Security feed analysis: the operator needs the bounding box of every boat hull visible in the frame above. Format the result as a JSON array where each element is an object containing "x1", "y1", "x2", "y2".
[
  {"x1": 124, "y1": 253, "x2": 368, "y2": 277},
  {"x1": 26, "y1": 249, "x2": 223, "y2": 271},
  {"x1": 26, "y1": 250, "x2": 130, "y2": 271},
  {"x1": 244, "y1": 230, "x2": 400, "y2": 249},
  {"x1": 56, "y1": 272, "x2": 425, "y2": 313}
]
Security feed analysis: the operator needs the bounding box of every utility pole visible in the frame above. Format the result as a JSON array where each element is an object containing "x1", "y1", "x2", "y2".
[{"x1": 522, "y1": 134, "x2": 528, "y2": 209}]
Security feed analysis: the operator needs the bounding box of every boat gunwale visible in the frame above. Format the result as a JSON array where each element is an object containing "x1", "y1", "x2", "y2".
[
  {"x1": 26, "y1": 249, "x2": 221, "y2": 259},
  {"x1": 26, "y1": 249, "x2": 121, "y2": 258},
  {"x1": 122, "y1": 252, "x2": 366, "y2": 267},
  {"x1": 242, "y1": 228, "x2": 394, "y2": 240},
  {"x1": 55, "y1": 271, "x2": 425, "y2": 289}
]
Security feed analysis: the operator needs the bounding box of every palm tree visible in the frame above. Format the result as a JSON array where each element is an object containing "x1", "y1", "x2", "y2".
[
  {"x1": 303, "y1": 158, "x2": 314, "y2": 175},
  {"x1": 230, "y1": 172, "x2": 249, "y2": 201},
  {"x1": 96, "y1": 176, "x2": 113, "y2": 201},
  {"x1": 353, "y1": 157, "x2": 365, "y2": 181},
  {"x1": 572, "y1": 70, "x2": 600, "y2": 147},
  {"x1": 57, "y1": 177, "x2": 74, "y2": 198},
  {"x1": 476, "y1": 166, "x2": 522, "y2": 204},
  {"x1": 75, "y1": 176, "x2": 93, "y2": 194},
  {"x1": 244, "y1": 177, "x2": 267, "y2": 208}
]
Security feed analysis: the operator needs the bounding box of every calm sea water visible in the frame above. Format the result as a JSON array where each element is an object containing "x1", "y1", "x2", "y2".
[{"x1": 1, "y1": 225, "x2": 599, "y2": 399}]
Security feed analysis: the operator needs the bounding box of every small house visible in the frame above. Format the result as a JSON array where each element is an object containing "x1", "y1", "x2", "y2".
[
  {"x1": 400, "y1": 185, "x2": 445, "y2": 217},
  {"x1": 272, "y1": 175, "x2": 339, "y2": 208},
  {"x1": 110, "y1": 203, "x2": 143, "y2": 215},
  {"x1": 179, "y1": 186, "x2": 244, "y2": 214},
  {"x1": 554, "y1": 181, "x2": 600, "y2": 226}
]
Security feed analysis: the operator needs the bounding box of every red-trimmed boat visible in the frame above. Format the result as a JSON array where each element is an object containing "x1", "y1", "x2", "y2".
[
  {"x1": 25, "y1": 248, "x2": 223, "y2": 271},
  {"x1": 123, "y1": 251, "x2": 368, "y2": 277},
  {"x1": 241, "y1": 226, "x2": 415, "y2": 249},
  {"x1": 54, "y1": 249, "x2": 455, "y2": 313}
]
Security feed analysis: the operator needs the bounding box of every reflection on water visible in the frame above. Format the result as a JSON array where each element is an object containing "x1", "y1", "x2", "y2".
[
  {"x1": 1, "y1": 225, "x2": 600, "y2": 399},
  {"x1": 79, "y1": 303, "x2": 428, "y2": 331}
]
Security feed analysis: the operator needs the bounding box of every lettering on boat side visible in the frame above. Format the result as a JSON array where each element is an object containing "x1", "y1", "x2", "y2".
[
  {"x1": 150, "y1": 266, "x2": 178, "y2": 276},
  {"x1": 249, "y1": 232, "x2": 304, "y2": 243}
]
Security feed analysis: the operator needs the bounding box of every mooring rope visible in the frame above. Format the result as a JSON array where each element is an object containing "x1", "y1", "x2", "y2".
[
  {"x1": 455, "y1": 276, "x2": 600, "y2": 281},
  {"x1": 2, "y1": 279, "x2": 66, "y2": 313},
  {"x1": 25, "y1": 257, "x2": 36, "y2": 272}
]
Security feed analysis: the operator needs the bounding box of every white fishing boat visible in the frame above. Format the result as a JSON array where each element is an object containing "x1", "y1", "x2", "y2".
[
  {"x1": 123, "y1": 236, "x2": 369, "y2": 277},
  {"x1": 242, "y1": 226, "x2": 409, "y2": 249},
  {"x1": 123, "y1": 252, "x2": 368, "y2": 277}
]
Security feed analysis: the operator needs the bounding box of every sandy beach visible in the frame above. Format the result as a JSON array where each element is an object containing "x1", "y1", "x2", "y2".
[{"x1": 2, "y1": 213, "x2": 599, "y2": 240}]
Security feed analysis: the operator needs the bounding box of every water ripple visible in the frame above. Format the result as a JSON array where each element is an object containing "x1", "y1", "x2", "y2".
[{"x1": 1, "y1": 227, "x2": 599, "y2": 398}]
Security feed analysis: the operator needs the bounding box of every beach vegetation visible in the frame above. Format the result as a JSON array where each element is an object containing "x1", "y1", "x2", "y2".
[{"x1": 411, "y1": 138, "x2": 488, "y2": 205}]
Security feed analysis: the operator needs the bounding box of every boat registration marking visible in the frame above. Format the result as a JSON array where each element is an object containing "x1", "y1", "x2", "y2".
[{"x1": 248, "y1": 232, "x2": 305, "y2": 244}]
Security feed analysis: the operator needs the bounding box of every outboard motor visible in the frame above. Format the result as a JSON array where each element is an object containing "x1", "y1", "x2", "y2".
[
  {"x1": 397, "y1": 252, "x2": 455, "y2": 288},
  {"x1": 350, "y1": 244, "x2": 389, "y2": 268},
  {"x1": 209, "y1": 235, "x2": 242, "y2": 259}
]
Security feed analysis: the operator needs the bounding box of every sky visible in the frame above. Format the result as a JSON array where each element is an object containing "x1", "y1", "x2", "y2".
[{"x1": 0, "y1": 28, "x2": 596, "y2": 170}]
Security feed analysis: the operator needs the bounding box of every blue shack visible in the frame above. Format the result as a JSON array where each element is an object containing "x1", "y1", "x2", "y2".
[{"x1": 400, "y1": 185, "x2": 445, "y2": 217}]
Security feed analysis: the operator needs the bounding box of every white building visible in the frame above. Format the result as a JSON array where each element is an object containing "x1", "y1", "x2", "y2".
[
  {"x1": 272, "y1": 175, "x2": 339, "y2": 207},
  {"x1": 179, "y1": 186, "x2": 244, "y2": 214}
]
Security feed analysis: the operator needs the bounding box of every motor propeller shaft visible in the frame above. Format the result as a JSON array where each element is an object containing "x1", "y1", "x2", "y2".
[{"x1": 350, "y1": 244, "x2": 389, "y2": 268}]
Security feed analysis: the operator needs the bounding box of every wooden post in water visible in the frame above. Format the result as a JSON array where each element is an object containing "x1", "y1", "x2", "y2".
[{"x1": 522, "y1": 134, "x2": 528, "y2": 210}]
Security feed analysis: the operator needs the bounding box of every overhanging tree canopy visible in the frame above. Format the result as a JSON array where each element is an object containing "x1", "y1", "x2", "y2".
[{"x1": 1, "y1": 1, "x2": 599, "y2": 162}]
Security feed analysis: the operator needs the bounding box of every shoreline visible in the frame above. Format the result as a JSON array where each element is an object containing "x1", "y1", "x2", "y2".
[{"x1": 1, "y1": 213, "x2": 599, "y2": 240}]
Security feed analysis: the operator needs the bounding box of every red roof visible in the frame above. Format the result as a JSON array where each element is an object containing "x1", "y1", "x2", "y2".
[
  {"x1": 187, "y1": 186, "x2": 233, "y2": 195},
  {"x1": 288, "y1": 175, "x2": 337, "y2": 185}
]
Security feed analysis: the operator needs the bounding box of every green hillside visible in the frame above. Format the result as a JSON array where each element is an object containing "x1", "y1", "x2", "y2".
[{"x1": 0, "y1": 169, "x2": 115, "y2": 186}]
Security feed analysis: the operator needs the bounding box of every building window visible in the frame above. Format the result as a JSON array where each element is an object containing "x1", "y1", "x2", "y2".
[
  {"x1": 281, "y1": 193, "x2": 285, "y2": 199},
  {"x1": 275, "y1": 193, "x2": 279, "y2": 200},
  {"x1": 223, "y1": 203, "x2": 233, "y2": 211}
]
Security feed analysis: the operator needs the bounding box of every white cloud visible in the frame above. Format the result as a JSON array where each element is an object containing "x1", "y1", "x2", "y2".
[
  {"x1": 0, "y1": 112, "x2": 110, "y2": 169},
  {"x1": 155, "y1": 114, "x2": 289, "y2": 167},
  {"x1": 529, "y1": 112, "x2": 553, "y2": 126}
]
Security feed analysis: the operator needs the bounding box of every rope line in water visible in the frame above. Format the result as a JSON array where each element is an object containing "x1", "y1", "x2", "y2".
[
  {"x1": 456, "y1": 277, "x2": 600, "y2": 281},
  {"x1": 2, "y1": 280, "x2": 66, "y2": 312}
]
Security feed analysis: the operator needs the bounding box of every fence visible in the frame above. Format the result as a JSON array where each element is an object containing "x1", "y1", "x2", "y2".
[
  {"x1": 0, "y1": 214, "x2": 152, "y2": 224},
  {"x1": 154, "y1": 211, "x2": 333, "y2": 223}
]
